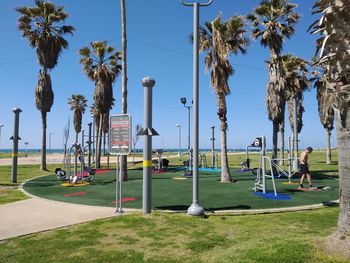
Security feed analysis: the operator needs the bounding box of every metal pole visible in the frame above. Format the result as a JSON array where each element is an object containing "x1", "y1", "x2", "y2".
[
  {"x1": 107, "y1": 132, "x2": 110, "y2": 168},
  {"x1": 293, "y1": 96, "x2": 299, "y2": 171},
  {"x1": 116, "y1": 155, "x2": 120, "y2": 213},
  {"x1": 187, "y1": 106, "x2": 191, "y2": 150},
  {"x1": 142, "y1": 77, "x2": 156, "y2": 214},
  {"x1": 119, "y1": 155, "x2": 123, "y2": 214},
  {"x1": 211, "y1": 126, "x2": 215, "y2": 167},
  {"x1": 189, "y1": 1, "x2": 202, "y2": 216},
  {"x1": 181, "y1": 0, "x2": 213, "y2": 216},
  {"x1": 176, "y1": 124, "x2": 181, "y2": 156},
  {"x1": 0, "y1": 124, "x2": 4, "y2": 149},
  {"x1": 11, "y1": 108, "x2": 22, "y2": 183},
  {"x1": 81, "y1": 130, "x2": 85, "y2": 177},
  {"x1": 49, "y1": 132, "x2": 53, "y2": 151},
  {"x1": 88, "y1": 122, "x2": 92, "y2": 168},
  {"x1": 92, "y1": 115, "x2": 95, "y2": 164}
]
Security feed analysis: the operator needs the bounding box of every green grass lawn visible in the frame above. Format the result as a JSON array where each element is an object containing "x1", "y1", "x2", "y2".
[{"x1": 0, "y1": 207, "x2": 348, "y2": 263}]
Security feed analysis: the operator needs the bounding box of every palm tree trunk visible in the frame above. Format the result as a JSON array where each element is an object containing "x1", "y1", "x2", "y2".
[
  {"x1": 335, "y1": 109, "x2": 350, "y2": 236},
  {"x1": 279, "y1": 122, "x2": 285, "y2": 165},
  {"x1": 121, "y1": 0, "x2": 128, "y2": 181},
  {"x1": 40, "y1": 111, "x2": 47, "y2": 171},
  {"x1": 272, "y1": 121, "x2": 279, "y2": 176},
  {"x1": 326, "y1": 128, "x2": 332, "y2": 164},
  {"x1": 272, "y1": 121, "x2": 279, "y2": 159},
  {"x1": 220, "y1": 119, "x2": 231, "y2": 182}
]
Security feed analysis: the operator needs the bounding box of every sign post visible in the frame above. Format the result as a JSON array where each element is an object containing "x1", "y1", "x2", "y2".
[{"x1": 109, "y1": 114, "x2": 132, "y2": 214}]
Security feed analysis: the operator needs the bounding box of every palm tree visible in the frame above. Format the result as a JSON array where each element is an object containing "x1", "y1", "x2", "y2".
[
  {"x1": 79, "y1": 41, "x2": 121, "y2": 168},
  {"x1": 282, "y1": 54, "x2": 310, "y2": 161},
  {"x1": 120, "y1": 0, "x2": 128, "y2": 181},
  {"x1": 198, "y1": 15, "x2": 249, "y2": 182},
  {"x1": 313, "y1": 69, "x2": 334, "y2": 164},
  {"x1": 247, "y1": 0, "x2": 300, "y2": 162},
  {"x1": 311, "y1": 0, "x2": 350, "y2": 256},
  {"x1": 68, "y1": 94, "x2": 87, "y2": 142},
  {"x1": 16, "y1": 0, "x2": 74, "y2": 170}
]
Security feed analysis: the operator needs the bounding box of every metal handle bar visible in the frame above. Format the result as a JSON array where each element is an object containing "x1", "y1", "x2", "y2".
[{"x1": 180, "y1": 0, "x2": 213, "y2": 6}]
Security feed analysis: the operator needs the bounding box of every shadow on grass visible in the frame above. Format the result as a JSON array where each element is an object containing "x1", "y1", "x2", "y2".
[{"x1": 155, "y1": 204, "x2": 252, "y2": 212}]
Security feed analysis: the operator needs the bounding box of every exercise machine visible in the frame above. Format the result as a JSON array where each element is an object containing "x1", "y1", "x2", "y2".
[
  {"x1": 252, "y1": 136, "x2": 277, "y2": 196},
  {"x1": 271, "y1": 136, "x2": 299, "y2": 183},
  {"x1": 55, "y1": 130, "x2": 95, "y2": 184},
  {"x1": 240, "y1": 138, "x2": 262, "y2": 172},
  {"x1": 152, "y1": 149, "x2": 169, "y2": 173}
]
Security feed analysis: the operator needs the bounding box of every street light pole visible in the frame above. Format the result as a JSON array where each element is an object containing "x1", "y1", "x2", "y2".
[
  {"x1": 91, "y1": 114, "x2": 95, "y2": 164},
  {"x1": 49, "y1": 132, "x2": 54, "y2": 151},
  {"x1": 0, "y1": 124, "x2": 4, "y2": 149},
  {"x1": 176, "y1": 124, "x2": 181, "y2": 156},
  {"x1": 210, "y1": 126, "x2": 215, "y2": 167},
  {"x1": 181, "y1": 0, "x2": 213, "y2": 216},
  {"x1": 180, "y1": 97, "x2": 191, "y2": 150}
]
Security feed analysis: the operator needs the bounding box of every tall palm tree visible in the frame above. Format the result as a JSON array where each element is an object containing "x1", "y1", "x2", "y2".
[
  {"x1": 311, "y1": 0, "x2": 350, "y2": 256},
  {"x1": 313, "y1": 69, "x2": 334, "y2": 164},
  {"x1": 282, "y1": 54, "x2": 309, "y2": 160},
  {"x1": 247, "y1": 0, "x2": 300, "y2": 162},
  {"x1": 198, "y1": 15, "x2": 249, "y2": 182},
  {"x1": 120, "y1": 0, "x2": 128, "y2": 181},
  {"x1": 79, "y1": 41, "x2": 121, "y2": 168},
  {"x1": 16, "y1": 0, "x2": 74, "y2": 170},
  {"x1": 68, "y1": 94, "x2": 87, "y2": 142}
]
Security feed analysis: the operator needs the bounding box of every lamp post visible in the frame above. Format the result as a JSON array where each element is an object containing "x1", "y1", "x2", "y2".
[
  {"x1": 91, "y1": 114, "x2": 95, "y2": 164},
  {"x1": 181, "y1": 0, "x2": 213, "y2": 216},
  {"x1": 87, "y1": 122, "x2": 92, "y2": 168},
  {"x1": 293, "y1": 96, "x2": 299, "y2": 171},
  {"x1": 180, "y1": 97, "x2": 191, "y2": 150},
  {"x1": 176, "y1": 124, "x2": 181, "y2": 156},
  {"x1": 24, "y1": 141, "x2": 29, "y2": 157},
  {"x1": 210, "y1": 126, "x2": 215, "y2": 167},
  {"x1": 0, "y1": 124, "x2": 4, "y2": 149},
  {"x1": 49, "y1": 132, "x2": 54, "y2": 151}
]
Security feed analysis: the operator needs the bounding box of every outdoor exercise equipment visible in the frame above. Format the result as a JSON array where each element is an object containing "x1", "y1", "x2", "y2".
[
  {"x1": 270, "y1": 136, "x2": 299, "y2": 183},
  {"x1": 240, "y1": 138, "x2": 262, "y2": 172},
  {"x1": 199, "y1": 153, "x2": 207, "y2": 168},
  {"x1": 55, "y1": 143, "x2": 95, "y2": 184},
  {"x1": 252, "y1": 136, "x2": 277, "y2": 196},
  {"x1": 152, "y1": 149, "x2": 169, "y2": 173},
  {"x1": 55, "y1": 130, "x2": 95, "y2": 184},
  {"x1": 180, "y1": 148, "x2": 193, "y2": 176}
]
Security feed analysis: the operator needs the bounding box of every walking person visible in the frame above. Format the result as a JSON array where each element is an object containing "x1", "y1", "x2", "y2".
[{"x1": 299, "y1": 147, "x2": 314, "y2": 189}]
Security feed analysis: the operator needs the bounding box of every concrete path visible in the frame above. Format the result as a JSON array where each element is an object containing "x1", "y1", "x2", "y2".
[{"x1": 0, "y1": 198, "x2": 118, "y2": 241}]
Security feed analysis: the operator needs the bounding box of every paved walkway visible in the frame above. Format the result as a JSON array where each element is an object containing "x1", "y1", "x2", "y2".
[{"x1": 0, "y1": 197, "x2": 119, "y2": 241}]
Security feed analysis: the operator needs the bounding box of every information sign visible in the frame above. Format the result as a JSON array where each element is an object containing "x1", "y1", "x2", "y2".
[{"x1": 109, "y1": 114, "x2": 132, "y2": 155}]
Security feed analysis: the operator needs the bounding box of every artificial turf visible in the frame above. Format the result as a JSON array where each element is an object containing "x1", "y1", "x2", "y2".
[{"x1": 23, "y1": 166, "x2": 339, "y2": 211}]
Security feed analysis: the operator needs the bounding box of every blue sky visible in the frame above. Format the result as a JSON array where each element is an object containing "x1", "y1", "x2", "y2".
[{"x1": 0, "y1": 0, "x2": 333, "y2": 150}]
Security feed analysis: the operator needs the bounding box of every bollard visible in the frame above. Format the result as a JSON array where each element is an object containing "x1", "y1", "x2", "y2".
[
  {"x1": 140, "y1": 77, "x2": 158, "y2": 214},
  {"x1": 11, "y1": 108, "x2": 22, "y2": 183}
]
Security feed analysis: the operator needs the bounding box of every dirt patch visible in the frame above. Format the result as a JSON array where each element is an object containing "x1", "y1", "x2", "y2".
[{"x1": 323, "y1": 232, "x2": 350, "y2": 260}]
